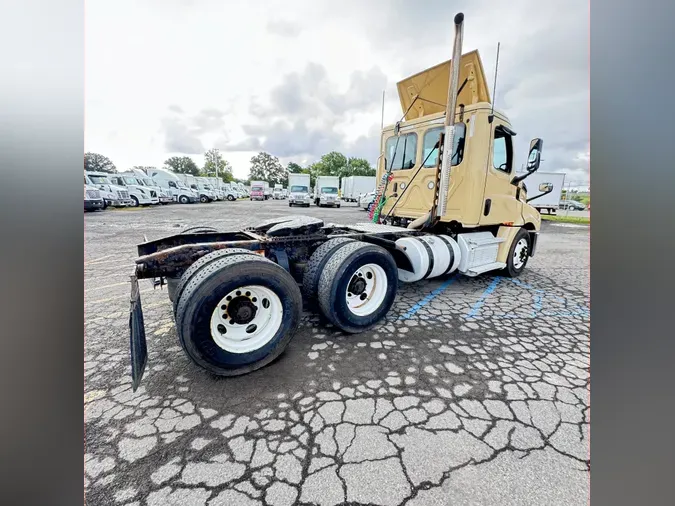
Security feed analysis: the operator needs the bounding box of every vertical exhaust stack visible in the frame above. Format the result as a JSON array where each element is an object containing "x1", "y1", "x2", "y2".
[
  {"x1": 407, "y1": 13, "x2": 464, "y2": 230},
  {"x1": 437, "y1": 12, "x2": 464, "y2": 218}
]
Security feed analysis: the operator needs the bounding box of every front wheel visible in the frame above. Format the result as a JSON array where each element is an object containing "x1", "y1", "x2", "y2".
[
  {"x1": 199, "y1": 195, "x2": 208, "y2": 203},
  {"x1": 288, "y1": 203, "x2": 293, "y2": 207},
  {"x1": 130, "y1": 196, "x2": 139, "y2": 207},
  {"x1": 227, "y1": 195, "x2": 235, "y2": 201},
  {"x1": 175, "y1": 253, "x2": 302, "y2": 376},
  {"x1": 179, "y1": 195, "x2": 189, "y2": 204},
  {"x1": 502, "y1": 228, "x2": 531, "y2": 278},
  {"x1": 317, "y1": 241, "x2": 398, "y2": 333}
]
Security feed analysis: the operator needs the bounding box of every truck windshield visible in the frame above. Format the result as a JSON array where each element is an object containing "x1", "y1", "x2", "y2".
[
  {"x1": 322, "y1": 187, "x2": 338, "y2": 194},
  {"x1": 89, "y1": 175, "x2": 109, "y2": 185},
  {"x1": 143, "y1": 178, "x2": 155, "y2": 186},
  {"x1": 291, "y1": 185, "x2": 308, "y2": 193},
  {"x1": 123, "y1": 177, "x2": 138, "y2": 184},
  {"x1": 252, "y1": 186, "x2": 263, "y2": 191}
]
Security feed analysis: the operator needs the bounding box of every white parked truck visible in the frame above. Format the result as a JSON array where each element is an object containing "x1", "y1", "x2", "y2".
[
  {"x1": 273, "y1": 184, "x2": 284, "y2": 200},
  {"x1": 342, "y1": 176, "x2": 376, "y2": 202},
  {"x1": 520, "y1": 171, "x2": 566, "y2": 214},
  {"x1": 109, "y1": 173, "x2": 160, "y2": 207},
  {"x1": 84, "y1": 184, "x2": 105, "y2": 211},
  {"x1": 178, "y1": 174, "x2": 213, "y2": 203},
  {"x1": 288, "y1": 174, "x2": 311, "y2": 207},
  {"x1": 85, "y1": 171, "x2": 133, "y2": 208},
  {"x1": 314, "y1": 176, "x2": 341, "y2": 207},
  {"x1": 147, "y1": 168, "x2": 199, "y2": 204},
  {"x1": 129, "y1": 169, "x2": 174, "y2": 204}
]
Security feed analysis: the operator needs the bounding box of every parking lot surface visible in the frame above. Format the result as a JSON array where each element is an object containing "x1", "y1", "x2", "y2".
[{"x1": 85, "y1": 200, "x2": 590, "y2": 506}]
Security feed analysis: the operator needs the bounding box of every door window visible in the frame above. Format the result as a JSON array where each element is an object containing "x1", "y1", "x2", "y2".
[
  {"x1": 422, "y1": 123, "x2": 466, "y2": 167},
  {"x1": 384, "y1": 132, "x2": 418, "y2": 171},
  {"x1": 492, "y1": 126, "x2": 513, "y2": 173}
]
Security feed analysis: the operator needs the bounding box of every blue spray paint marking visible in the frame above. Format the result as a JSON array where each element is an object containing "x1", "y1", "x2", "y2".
[
  {"x1": 398, "y1": 276, "x2": 458, "y2": 321},
  {"x1": 465, "y1": 276, "x2": 503, "y2": 319}
]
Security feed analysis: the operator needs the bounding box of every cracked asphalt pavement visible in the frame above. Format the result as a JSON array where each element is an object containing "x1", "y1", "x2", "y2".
[{"x1": 84, "y1": 199, "x2": 590, "y2": 506}]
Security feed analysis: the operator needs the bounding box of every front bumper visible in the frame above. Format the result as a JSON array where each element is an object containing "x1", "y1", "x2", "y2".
[
  {"x1": 106, "y1": 198, "x2": 132, "y2": 207},
  {"x1": 320, "y1": 199, "x2": 340, "y2": 206},
  {"x1": 159, "y1": 196, "x2": 173, "y2": 204},
  {"x1": 84, "y1": 199, "x2": 104, "y2": 210}
]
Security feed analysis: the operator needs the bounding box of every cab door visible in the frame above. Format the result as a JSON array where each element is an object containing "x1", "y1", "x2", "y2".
[
  {"x1": 479, "y1": 122, "x2": 523, "y2": 226},
  {"x1": 381, "y1": 122, "x2": 467, "y2": 219}
]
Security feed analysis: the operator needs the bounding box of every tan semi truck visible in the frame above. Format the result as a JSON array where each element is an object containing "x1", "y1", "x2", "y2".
[{"x1": 127, "y1": 13, "x2": 549, "y2": 389}]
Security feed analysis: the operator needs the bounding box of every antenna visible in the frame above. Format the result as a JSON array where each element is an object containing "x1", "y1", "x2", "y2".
[
  {"x1": 380, "y1": 90, "x2": 385, "y2": 129},
  {"x1": 489, "y1": 42, "x2": 500, "y2": 122}
]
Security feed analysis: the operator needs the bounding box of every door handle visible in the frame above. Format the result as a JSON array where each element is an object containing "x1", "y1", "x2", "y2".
[
  {"x1": 484, "y1": 199, "x2": 492, "y2": 216},
  {"x1": 393, "y1": 182, "x2": 398, "y2": 193}
]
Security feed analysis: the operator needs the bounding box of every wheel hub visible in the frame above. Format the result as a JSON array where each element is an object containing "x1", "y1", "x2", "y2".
[
  {"x1": 348, "y1": 276, "x2": 367, "y2": 295},
  {"x1": 227, "y1": 296, "x2": 258, "y2": 324}
]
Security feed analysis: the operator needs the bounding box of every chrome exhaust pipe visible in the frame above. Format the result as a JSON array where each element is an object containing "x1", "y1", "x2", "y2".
[{"x1": 437, "y1": 12, "x2": 464, "y2": 219}]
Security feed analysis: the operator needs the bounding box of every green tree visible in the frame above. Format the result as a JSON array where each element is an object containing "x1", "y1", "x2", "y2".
[
  {"x1": 248, "y1": 152, "x2": 287, "y2": 186},
  {"x1": 346, "y1": 157, "x2": 375, "y2": 177},
  {"x1": 84, "y1": 152, "x2": 117, "y2": 173},
  {"x1": 202, "y1": 148, "x2": 234, "y2": 183},
  {"x1": 315, "y1": 151, "x2": 348, "y2": 177},
  {"x1": 165, "y1": 156, "x2": 200, "y2": 175},
  {"x1": 287, "y1": 162, "x2": 304, "y2": 174}
]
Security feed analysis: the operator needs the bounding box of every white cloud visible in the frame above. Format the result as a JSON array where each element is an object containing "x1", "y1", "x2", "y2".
[{"x1": 85, "y1": 0, "x2": 589, "y2": 183}]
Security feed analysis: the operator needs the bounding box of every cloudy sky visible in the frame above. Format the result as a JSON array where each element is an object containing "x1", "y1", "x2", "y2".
[{"x1": 85, "y1": 0, "x2": 589, "y2": 187}]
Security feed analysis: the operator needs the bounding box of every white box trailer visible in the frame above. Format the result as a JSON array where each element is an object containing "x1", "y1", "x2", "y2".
[
  {"x1": 342, "y1": 176, "x2": 376, "y2": 202},
  {"x1": 521, "y1": 171, "x2": 566, "y2": 214}
]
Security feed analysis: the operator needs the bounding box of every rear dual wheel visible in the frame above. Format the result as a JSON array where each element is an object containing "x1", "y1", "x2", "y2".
[
  {"x1": 174, "y1": 250, "x2": 302, "y2": 376},
  {"x1": 306, "y1": 241, "x2": 398, "y2": 333}
]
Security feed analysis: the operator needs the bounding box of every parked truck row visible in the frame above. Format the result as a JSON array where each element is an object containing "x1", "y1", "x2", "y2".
[{"x1": 84, "y1": 167, "x2": 250, "y2": 211}]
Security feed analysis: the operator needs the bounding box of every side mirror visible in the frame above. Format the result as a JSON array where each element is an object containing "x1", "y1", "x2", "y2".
[
  {"x1": 539, "y1": 182, "x2": 553, "y2": 192},
  {"x1": 526, "y1": 138, "x2": 543, "y2": 173},
  {"x1": 99, "y1": 185, "x2": 106, "y2": 190}
]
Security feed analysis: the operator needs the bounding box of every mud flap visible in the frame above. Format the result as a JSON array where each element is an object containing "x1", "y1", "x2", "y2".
[{"x1": 129, "y1": 273, "x2": 148, "y2": 392}]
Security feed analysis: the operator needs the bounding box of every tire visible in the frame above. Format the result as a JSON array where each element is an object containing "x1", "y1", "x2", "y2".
[
  {"x1": 302, "y1": 238, "x2": 356, "y2": 303},
  {"x1": 102, "y1": 201, "x2": 108, "y2": 210},
  {"x1": 130, "y1": 196, "x2": 139, "y2": 207},
  {"x1": 317, "y1": 241, "x2": 398, "y2": 333},
  {"x1": 172, "y1": 248, "x2": 260, "y2": 317},
  {"x1": 305, "y1": 203, "x2": 310, "y2": 207},
  {"x1": 175, "y1": 254, "x2": 302, "y2": 376},
  {"x1": 337, "y1": 204, "x2": 341, "y2": 208},
  {"x1": 199, "y1": 195, "x2": 208, "y2": 203},
  {"x1": 179, "y1": 195, "x2": 189, "y2": 204},
  {"x1": 288, "y1": 203, "x2": 293, "y2": 207},
  {"x1": 502, "y1": 228, "x2": 531, "y2": 278},
  {"x1": 227, "y1": 195, "x2": 235, "y2": 201}
]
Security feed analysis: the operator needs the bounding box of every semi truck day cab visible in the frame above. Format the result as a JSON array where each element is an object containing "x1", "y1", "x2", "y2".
[
  {"x1": 147, "y1": 168, "x2": 199, "y2": 204},
  {"x1": 128, "y1": 169, "x2": 173, "y2": 204},
  {"x1": 288, "y1": 173, "x2": 312, "y2": 207},
  {"x1": 109, "y1": 174, "x2": 160, "y2": 207},
  {"x1": 85, "y1": 171, "x2": 133, "y2": 208},
  {"x1": 178, "y1": 174, "x2": 213, "y2": 203},
  {"x1": 127, "y1": 13, "x2": 550, "y2": 390},
  {"x1": 84, "y1": 184, "x2": 105, "y2": 211},
  {"x1": 314, "y1": 176, "x2": 341, "y2": 207}
]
